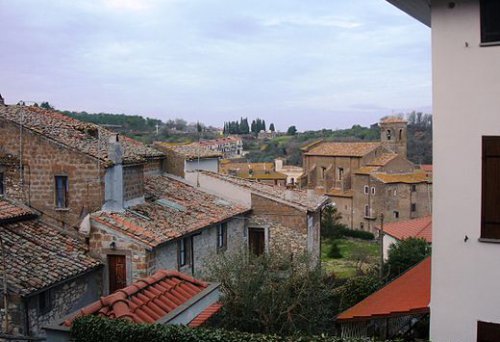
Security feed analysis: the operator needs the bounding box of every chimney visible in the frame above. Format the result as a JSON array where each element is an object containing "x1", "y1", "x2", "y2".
[
  {"x1": 0, "y1": 93, "x2": 4, "y2": 106},
  {"x1": 103, "y1": 134, "x2": 125, "y2": 212}
]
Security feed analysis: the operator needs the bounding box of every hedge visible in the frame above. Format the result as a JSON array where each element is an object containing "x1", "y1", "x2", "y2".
[
  {"x1": 338, "y1": 228, "x2": 375, "y2": 240},
  {"x1": 71, "y1": 315, "x2": 397, "y2": 342}
]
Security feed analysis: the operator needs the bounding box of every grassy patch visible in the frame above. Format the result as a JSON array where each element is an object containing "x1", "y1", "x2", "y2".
[{"x1": 321, "y1": 238, "x2": 379, "y2": 278}]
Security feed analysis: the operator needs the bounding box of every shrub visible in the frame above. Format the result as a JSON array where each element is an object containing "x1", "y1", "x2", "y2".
[
  {"x1": 338, "y1": 228, "x2": 375, "y2": 241},
  {"x1": 71, "y1": 315, "x2": 403, "y2": 342},
  {"x1": 327, "y1": 240, "x2": 342, "y2": 259},
  {"x1": 385, "y1": 237, "x2": 431, "y2": 280}
]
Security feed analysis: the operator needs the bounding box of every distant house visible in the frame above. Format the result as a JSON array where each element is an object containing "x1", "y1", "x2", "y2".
[
  {"x1": 153, "y1": 141, "x2": 221, "y2": 178},
  {"x1": 0, "y1": 199, "x2": 102, "y2": 337},
  {"x1": 185, "y1": 171, "x2": 329, "y2": 260},
  {"x1": 274, "y1": 158, "x2": 304, "y2": 187},
  {"x1": 302, "y1": 117, "x2": 432, "y2": 233},
  {"x1": 87, "y1": 174, "x2": 249, "y2": 292},
  {"x1": 45, "y1": 270, "x2": 222, "y2": 341},
  {"x1": 199, "y1": 136, "x2": 243, "y2": 159},
  {"x1": 220, "y1": 160, "x2": 287, "y2": 186},
  {"x1": 376, "y1": 216, "x2": 432, "y2": 260},
  {"x1": 336, "y1": 257, "x2": 430, "y2": 340}
]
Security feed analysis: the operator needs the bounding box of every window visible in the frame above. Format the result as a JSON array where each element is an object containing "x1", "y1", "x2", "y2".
[
  {"x1": 178, "y1": 237, "x2": 192, "y2": 267},
  {"x1": 386, "y1": 129, "x2": 392, "y2": 141},
  {"x1": 399, "y1": 129, "x2": 403, "y2": 141},
  {"x1": 480, "y1": 0, "x2": 500, "y2": 44},
  {"x1": 38, "y1": 290, "x2": 52, "y2": 314},
  {"x1": 393, "y1": 211, "x2": 399, "y2": 219},
  {"x1": 360, "y1": 222, "x2": 364, "y2": 230},
  {"x1": 393, "y1": 189, "x2": 397, "y2": 196},
  {"x1": 411, "y1": 203, "x2": 417, "y2": 212},
  {"x1": 338, "y1": 167, "x2": 344, "y2": 181},
  {"x1": 371, "y1": 187, "x2": 376, "y2": 195},
  {"x1": 217, "y1": 222, "x2": 227, "y2": 250},
  {"x1": 365, "y1": 205, "x2": 370, "y2": 217},
  {"x1": 364, "y1": 185, "x2": 369, "y2": 194},
  {"x1": 0, "y1": 172, "x2": 4, "y2": 195},
  {"x1": 411, "y1": 184, "x2": 417, "y2": 192},
  {"x1": 55, "y1": 175, "x2": 68, "y2": 208},
  {"x1": 477, "y1": 321, "x2": 500, "y2": 341},
  {"x1": 321, "y1": 167, "x2": 327, "y2": 180},
  {"x1": 481, "y1": 136, "x2": 500, "y2": 239}
]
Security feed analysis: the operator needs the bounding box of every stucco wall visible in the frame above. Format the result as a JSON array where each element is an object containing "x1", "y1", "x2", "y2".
[{"x1": 430, "y1": 1, "x2": 500, "y2": 340}]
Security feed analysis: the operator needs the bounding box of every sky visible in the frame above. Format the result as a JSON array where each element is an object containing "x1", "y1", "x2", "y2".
[{"x1": 0, "y1": 0, "x2": 431, "y2": 131}]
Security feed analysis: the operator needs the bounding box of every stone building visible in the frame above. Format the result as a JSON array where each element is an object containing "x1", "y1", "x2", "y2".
[
  {"x1": 302, "y1": 117, "x2": 432, "y2": 232},
  {"x1": 219, "y1": 160, "x2": 287, "y2": 186},
  {"x1": 185, "y1": 171, "x2": 329, "y2": 260},
  {"x1": 153, "y1": 141, "x2": 221, "y2": 178},
  {"x1": 86, "y1": 174, "x2": 249, "y2": 293},
  {"x1": 199, "y1": 136, "x2": 243, "y2": 159},
  {"x1": 0, "y1": 199, "x2": 102, "y2": 337},
  {"x1": 0, "y1": 104, "x2": 165, "y2": 231}
]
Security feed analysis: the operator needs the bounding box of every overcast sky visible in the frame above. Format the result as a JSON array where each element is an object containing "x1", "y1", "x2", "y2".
[{"x1": 0, "y1": 0, "x2": 431, "y2": 131}]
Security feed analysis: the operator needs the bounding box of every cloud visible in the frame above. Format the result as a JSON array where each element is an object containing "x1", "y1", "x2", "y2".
[{"x1": 262, "y1": 15, "x2": 362, "y2": 29}]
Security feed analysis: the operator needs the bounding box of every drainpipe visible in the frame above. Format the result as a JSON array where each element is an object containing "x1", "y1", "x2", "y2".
[{"x1": 0, "y1": 236, "x2": 8, "y2": 334}]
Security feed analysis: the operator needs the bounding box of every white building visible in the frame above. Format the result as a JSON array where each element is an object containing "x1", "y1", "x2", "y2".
[{"x1": 386, "y1": 0, "x2": 500, "y2": 340}]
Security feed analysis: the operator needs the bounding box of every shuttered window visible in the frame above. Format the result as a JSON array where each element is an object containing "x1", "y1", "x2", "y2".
[
  {"x1": 481, "y1": 137, "x2": 500, "y2": 239},
  {"x1": 480, "y1": 0, "x2": 500, "y2": 43},
  {"x1": 478, "y1": 321, "x2": 500, "y2": 342}
]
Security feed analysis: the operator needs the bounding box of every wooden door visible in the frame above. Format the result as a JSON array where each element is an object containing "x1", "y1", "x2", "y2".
[
  {"x1": 248, "y1": 228, "x2": 265, "y2": 256},
  {"x1": 108, "y1": 255, "x2": 126, "y2": 293}
]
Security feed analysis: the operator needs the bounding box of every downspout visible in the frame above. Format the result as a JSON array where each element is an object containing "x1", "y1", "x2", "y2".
[
  {"x1": 0, "y1": 236, "x2": 9, "y2": 334},
  {"x1": 22, "y1": 297, "x2": 30, "y2": 337}
]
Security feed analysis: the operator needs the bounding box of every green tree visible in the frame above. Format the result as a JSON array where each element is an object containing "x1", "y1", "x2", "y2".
[
  {"x1": 321, "y1": 205, "x2": 345, "y2": 239},
  {"x1": 287, "y1": 125, "x2": 297, "y2": 135},
  {"x1": 206, "y1": 249, "x2": 336, "y2": 336},
  {"x1": 385, "y1": 237, "x2": 431, "y2": 280},
  {"x1": 269, "y1": 123, "x2": 275, "y2": 132},
  {"x1": 336, "y1": 274, "x2": 382, "y2": 312},
  {"x1": 40, "y1": 101, "x2": 54, "y2": 110}
]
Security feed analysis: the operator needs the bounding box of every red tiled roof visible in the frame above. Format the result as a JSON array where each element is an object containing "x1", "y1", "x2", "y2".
[
  {"x1": 380, "y1": 116, "x2": 407, "y2": 124},
  {"x1": 92, "y1": 175, "x2": 249, "y2": 247},
  {"x1": 64, "y1": 270, "x2": 218, "y2": 327},
  {"x1": 0, "y1": 199, "x2": 35, "y2": 223},
  {"x1": 153, "y1": 142, "x2": 222, "y2": 160},
  {"x1": 380, "y1": 216, "x2": 432, "y2": 243},
  {"x1": 304, "y1": 142, "x2": 381, "y2": 157},
  {"x1": 0, "y1": 217, "x2": 102, "y2": 296},
  {"x1": 366, "y1": 153, "x2": 398, "y2": 167},
  {"x1": 337, "y1": 257, "x2": 431, "y2": 321},
  {"x1": 0, "y1": 105, "x2": 164, "y2": 165},
  {"x1": 371, "y1": 171, "x2": 430, "y2": 184},
  {"x1": 188, "y1": 302, "x2": 223, "y2": 327},
  {"x1": 420, "y1": 164, "x2": 433, "y2": 172}
]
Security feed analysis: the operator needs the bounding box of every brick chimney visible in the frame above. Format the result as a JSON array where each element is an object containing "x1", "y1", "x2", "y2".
[{"x1": 103, "y1": 134, "x2": 125, "y2": 212}]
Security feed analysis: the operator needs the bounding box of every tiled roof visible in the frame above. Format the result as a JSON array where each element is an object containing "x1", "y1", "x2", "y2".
[
  {"x1": 220, "y1": 161, "x2": 287, "y2": 180},
  {"x1": 0, "y1": 105, "x2": 164, "y2": 165},
  {"x1": 64, "y1": 270, "x2": 218, "y2": 326},
  {"x1": 371, "y1": 171, "x2": 430, "y2": 184},
  {"x1": 153, "y1": 142, "x2": 222, "y2": 160},
  {"x1": 0, "y1": 217, "x2": 102, "y2": 296},
  {"x1": 188, "y1": 302, "x2": 223, "y2": 327},
  {"x1": 337, "y1": 257, "x2": 430, "y2": 321},
  {"x1": 199, "y1": 171, "x2": 329, "y2": 212},
  {"x1": 0, "y1": 153, "x2": 19, "y2": 165},
  {"x1": 304, "y1": 142, "x2": 381, "y2": 157},
  {"x1": 379, "y1": 216, "x2": 432, "y2": 243},
  {"x1": 92, "y1": 175, "x2": 249, "y2": 248},
  {"x1": 366, "y1": 153, "x2": 398, "y2": 167},
  {"x1": 420, "y1": 164, "x2": 433, "y2": 172},
  {"x1": 199, "y1": 136, "x2": 241, "y2": 146},
  {"x1": 0, "y1": 198, "x2": 36, "y2": 223},
  {"x1": 355, "y1": 166, "x2": 381, "y2": 175},
  {"x1": 380, "y1": 116, "x2": 407, "y2": 124}
]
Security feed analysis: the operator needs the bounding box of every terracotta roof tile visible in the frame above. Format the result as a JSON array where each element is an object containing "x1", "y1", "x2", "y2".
[
  {"x1": 326, "y1": 189, "x2": 354, "y2": 198},
  {"x1": 199, "y1": 171, "x2": 329, "y2": 212},
  {"x1": 420, "y1": 164, "x2": 433, "y2": 172},
  {"x1": 379, "y1": 216, "x2": 432, "y2": 243},
  {"x1": 380, "y1": 116, "x2": 407, "y2": 124},
  {"x1": 0, "y1": 216, "x2": 102, "y2": 296},
  {"x1": 0, "y1": 198, "x2": 35, "y2": 223},
  {"x1": 304, "y1": 142, "x2": 381, "y2": 157},
  {"x1": 64, "y1": 270, "x2": 217, "y2": 327},
  {"x1": 366, "y1": 153, "x2": 398, "y2": 166},
  {"x1": 355, "y1": 166, "x2": 381, "y2": 175},
  {"x1": 154, "y1": 142, "x2": 222, "y2": 160},
  {"x1": 92, "y1": 175, "x2": 249, "y2": 247},
  {"x1": 337, "y1": 257, "x2": 430, "y2": 321},
  {"x1": 188, "y1": 302, "x2": 223, "y2": 327},
  {"x1": 0, "y1": 105, "x2": 164, "y2": 165},
  {"x1": 371, "y1": 171, "x2": 430, "y2": 184}
]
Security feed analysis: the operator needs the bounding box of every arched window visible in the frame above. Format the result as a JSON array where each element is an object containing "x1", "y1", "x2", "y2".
[
  {"x1": 399, "y1": 129, "x2": 403, "y2": 141},
  {"x1": 387, "y1": 129, "x2": 392, "y2": 140}
]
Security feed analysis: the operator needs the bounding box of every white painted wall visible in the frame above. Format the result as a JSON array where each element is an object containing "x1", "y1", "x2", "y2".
[
  {"x1": 382, "y1": 234, "x2": 397, "y2": 261},
  {"x1": 185, "y1": 158, "x2": 219, "y2": 173},
  {"x1": 430, "y1": 1, "x2": 500, "y2": 340}
]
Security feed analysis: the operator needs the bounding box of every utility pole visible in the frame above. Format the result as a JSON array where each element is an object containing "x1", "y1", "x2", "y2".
[{"x1": 379, "y1": 213, "x2": 385, "y2": 280}]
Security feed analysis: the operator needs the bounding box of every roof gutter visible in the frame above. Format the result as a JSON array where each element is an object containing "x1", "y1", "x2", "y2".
[{"x1": 385, "y1": 0, "x2": 431, "y2": 27}]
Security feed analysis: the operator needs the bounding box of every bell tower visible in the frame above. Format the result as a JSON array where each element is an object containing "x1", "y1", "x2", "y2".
[{"x1": 380, "y1": 116, "x2": 407, "y2": 158}]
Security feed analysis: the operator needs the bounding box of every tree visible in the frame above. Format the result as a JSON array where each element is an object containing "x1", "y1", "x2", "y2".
[
  {"x1": 287, "y1": 125, "x2": 297, "y2": 135},
  {"x1": 269, "y1": 123, "x2": 275, "y2": 132},
  {"x1": 321, "y1": 205, "x2": 344, "y2": 239},
  {"x1": 206, "y1": 249, "x2": 336, "y2": 336},
  {"x1": 336, "y1": 274, "x2": 382, "y2": 312},
  {"x1": 385, "y1": 237, "x2": 431, "y2": 280},
  {"x1": 40, "y1": 101, "x2": 54, "y2": 110}
]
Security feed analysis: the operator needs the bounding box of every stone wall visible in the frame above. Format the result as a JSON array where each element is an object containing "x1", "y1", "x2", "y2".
[
  {"x1": 0, "y1": 269, "x2": 102, "y2": 337},
  {"x1": 0, "y1": 158, "x2": 23, "y2": 202},
  {"x1": 303, "y1": 155, "x2": 363, "y2": 191},
  {"x1": 162, "y1": 149, "x2": 186, "y2": 178},
  {"x1": 89, "y1": 220, "x2": 149, "y2": 292},
  {"x1": 123, "y1": 164, "x2": 144, "y2": 201},
  {"x1": 251, "y1": 193, "x2": 307, "y2": 234},
  {"x1": 0, "y1": 117, "x2": 105, "y2": 229},
  {"x1": 144, "y1": 158, "x2": 163, "y2": 176}
]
